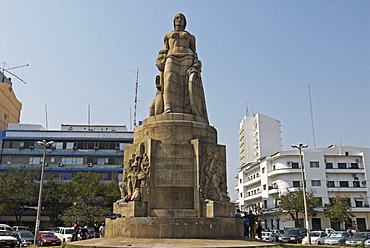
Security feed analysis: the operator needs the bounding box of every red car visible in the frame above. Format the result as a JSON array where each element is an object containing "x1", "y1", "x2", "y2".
[{"x1": 38, "y1": 232, "x2": 62, "y2": 246}]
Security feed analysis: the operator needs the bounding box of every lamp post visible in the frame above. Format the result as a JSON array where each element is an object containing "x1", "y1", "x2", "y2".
[
  {"x1": 34, "y1": 140, "x2": 54, "y2": 245},
  {"x1": 291, "y1": 143, "x2": 310, "y2": 245}
]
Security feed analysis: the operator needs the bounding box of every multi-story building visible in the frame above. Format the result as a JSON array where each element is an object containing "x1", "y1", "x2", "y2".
[
  {"x1": 0, "y1": 71, "x2": 22, "y2": 130},
  {"x1": 0, "y1": 123, "x2": 133, "y2": 226},
  {"x1": 236, "y1": 115, "x2": 370, "y2": 231},
  {"x1": 239, "y1": 113, "x2": 281, "y2": 166}
]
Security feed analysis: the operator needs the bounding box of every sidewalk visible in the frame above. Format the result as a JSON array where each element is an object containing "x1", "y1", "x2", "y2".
[{"x1": 68, "y1": 237, "x2": 276, "y2": 247}]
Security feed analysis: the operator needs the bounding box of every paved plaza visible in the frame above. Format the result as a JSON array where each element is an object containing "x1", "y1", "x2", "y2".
[{"x1": 69, "y1": 237, "x2": 276, "y2": 247}]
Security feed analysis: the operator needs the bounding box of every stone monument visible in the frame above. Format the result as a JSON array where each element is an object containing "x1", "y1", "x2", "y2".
[{"x1": 105, "y1": 13, "x2": 243, "y2": 239}]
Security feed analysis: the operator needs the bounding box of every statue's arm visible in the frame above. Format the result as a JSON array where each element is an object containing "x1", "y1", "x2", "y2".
[{"x1": 190, "y1": 35, "x2": 196, "y2": 54}]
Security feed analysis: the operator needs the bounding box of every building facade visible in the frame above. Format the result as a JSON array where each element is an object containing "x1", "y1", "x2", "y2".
[
  {"x1": 0, "y1": 71, "x2": 22, "y2": 131},
  {"x1": 0, "y1": 123, "x2": 133, "y2": 226},
  {"x1": 239, "y1": 113, "x2": 281, "y2": 166},
  {"x1": 236, "y1": 144, "x2": 370, "y2": 232}
]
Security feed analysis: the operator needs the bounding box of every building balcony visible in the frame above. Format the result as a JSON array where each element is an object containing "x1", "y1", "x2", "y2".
[
  {"x1": 243, "y1": 176, "x2": 261, "y2": 187},
  {"x1": 268, "y1": 188, "x2": 279, "y2": 195},
  {"x1": 327, "y1": 186, "x2": 367, "y2": 193},
  {"x1": 325, "y1": 168, "x2": 364, "y2": 174},
  {"x1": 267, "y1": 168, "x2": 301, "y2": 177},
  {"x1": 244, "y1": 192, "x2": 262, "y2": 201}
]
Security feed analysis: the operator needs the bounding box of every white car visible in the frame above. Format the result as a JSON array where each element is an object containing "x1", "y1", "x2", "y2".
[
  {"x1": 261, "y1": 231, "x2": 278, "y2": 242},
  {"x1": 54, "y1": 227, "x2": 74, "y2": 242},
  {"x1": 0, "y1": 231, "x2": 20, "y2": 247},
  {"x1": 364, "y1": 238, "x2": 370, "y2": 247},
  {"x1": 302, "y1": 231, "x2": 328, "y2": 245},
  {"x1": 0, "y1": 224, "x2": 13, "y2": 232}
]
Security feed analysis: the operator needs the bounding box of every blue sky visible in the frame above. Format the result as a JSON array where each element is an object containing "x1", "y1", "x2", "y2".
[{"x1": 1, "y1": 0, "x2": 369, "y2": 200}]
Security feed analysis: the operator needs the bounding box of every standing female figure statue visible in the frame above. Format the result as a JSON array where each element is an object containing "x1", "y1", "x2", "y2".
[{"x1": 153, "y1": 13, "x2": 208, "y2": 121}]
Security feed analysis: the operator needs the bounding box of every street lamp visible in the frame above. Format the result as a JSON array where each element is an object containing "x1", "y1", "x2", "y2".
[
  {"x1": 291, "y1": 143, "x2": 310, "y2": 245},
  {"x1": 34, "y1": 140, "x2": 54, "y2": 245}
]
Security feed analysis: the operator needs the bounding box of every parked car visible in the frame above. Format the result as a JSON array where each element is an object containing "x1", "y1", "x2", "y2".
[
  {"x1": 302, "y1": 230, "x2": 328, "y2": 245},
  {"x1": 261, "y1": 231, "x2": 278, "y2": 242},
  {"x1": 279, "y1": 228, "x2": 307, "y2": 244},
  {"x1": 54, "y1": 227, "x2": 73, "y2": 243},
  {"x1": 11, "y1": 226, "x2": 30, "y2": 232},
  {"x1": 345, "y1": 232, "x2": 370, "y2": 246},
  {"x1": 0, "y1": 231, "x2": 20, "y2": 248},
  {"x1": 364, "y1": 238, "x2": 370, "y2": 247},
  {"x1": 323, "y1": 231, "x2": 350, "y2": 245},
  {"x1": 0, "y1": 224, "x2": 13, "y2": 232},
  {"x1": 38, "y1": 232, "x2": 61, "y2": 246},
  {"x1": 15, "y1": 231, "x2": 34, "y2": 247}
]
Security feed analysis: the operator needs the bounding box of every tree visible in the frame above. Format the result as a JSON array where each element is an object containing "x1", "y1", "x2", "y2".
[
  {"x1": 324, "y1": 195, "x2": 354, "y2": 228},
  {"x1": 278, "y1": 189, "x2": 318, "y2": 227},
  {"x1": 0, "y1": 168, "x2": 38, "y2": 224},
  {"x1": 61, "y1": 172, "x2": 119, "y2": 226},
  {"x1": 43, "y1": 177, "x2": 68, "y2": 227}
]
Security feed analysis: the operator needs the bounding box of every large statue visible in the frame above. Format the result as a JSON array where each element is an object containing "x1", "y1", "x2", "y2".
[{"x1": 150, "y1": 13, "x2": 208, "y2": 121}]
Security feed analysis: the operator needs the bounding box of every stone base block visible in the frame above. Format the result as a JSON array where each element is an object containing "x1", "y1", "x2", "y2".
[
  {"x1": 105, "y1": 217, "x2": 244, "y2": 239},
  {"x1": 205, "y1": 200, "x2": 235, "y2": 218},
  {"x1": 113, "y1": 201, "x2": 147, "y2": 217},
  {"x1": 150, "y1": 209, "x2": 198, "y2": 217}
]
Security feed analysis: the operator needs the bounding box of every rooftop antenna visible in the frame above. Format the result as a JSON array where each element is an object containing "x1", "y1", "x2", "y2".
[
  {"x1": 308, "y1": 85, "x2": 316, "y2": 148},
  {"x1": 0, "y1": 63, "x2": 29, "y2": 84},
  {"x1": 133, "y1": 67, "x2": 139, "y2": 127},
  {"x1": 45, "y1": 104, "x2": 49, "y2": 130}
]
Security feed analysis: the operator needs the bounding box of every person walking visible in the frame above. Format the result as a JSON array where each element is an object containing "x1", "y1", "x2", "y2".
[
  {"x1": 72, "y1": 220, "x2": 80, "y2": 241},
  {"x1": 93, "y1": 221, "x2": 100, "y2": 238},
  {"x1": 247, "y1": 210, "x2": 257, "y2": 238},
  {"x1": 256, "y1": 219, "x2": 263, "y2": 239},
  {"x1": 243, "y1": 212, "x2": 250, "y2": 238}
]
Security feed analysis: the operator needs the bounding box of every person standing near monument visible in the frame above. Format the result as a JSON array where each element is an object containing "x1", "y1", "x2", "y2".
[
  {"x1": 247, "y1": 210, "x2": 257, "y2": 238},
  {"x1": 156, "y1": 13, "x2": 208, "y2": 120}
]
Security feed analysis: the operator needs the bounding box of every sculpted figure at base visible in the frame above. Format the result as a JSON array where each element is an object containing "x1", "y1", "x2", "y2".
[{"x1": 150, "y1": 13, "x2": 208, "y2": 122}]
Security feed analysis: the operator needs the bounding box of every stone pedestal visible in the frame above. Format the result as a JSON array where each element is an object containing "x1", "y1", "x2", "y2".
[{"x1": 109, "y1": 113, "x2": 242, "y2": 238}]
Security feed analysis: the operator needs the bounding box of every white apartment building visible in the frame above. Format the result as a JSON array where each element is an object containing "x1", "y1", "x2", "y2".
[
  {"x1": 239, "y1": 113, "x2": 281, "y2": 166},
  {"x1": 236, "y1": 144, "x2": 370, "y2": 232},
  {"x1": 236, "y1": 114, "x2": 370, "y2": 232}
]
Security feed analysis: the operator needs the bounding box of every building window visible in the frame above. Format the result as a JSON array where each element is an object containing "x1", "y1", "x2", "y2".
[
  {"x1": 312, "y1": 180, "x2": 321, "y2": 186},
  {"x1": 29, "y1": 157, "x2": 42, "y2": 165},
  {"x1": 329, "y1": 198, "x2": 335, "y2": 205},
  {"x1": 262, "y1": 167, "x2": 265, "y2": 173},
  {"x1": 292, "y1": 162, "x2": 299, "y2": 169},
  {"x1": 239, "y1": 178, "x2": 242, "y2": 183},
  {"x1": 350, "y1": 163, "x2": 359, "y2": 169},
  {"x1": 240, "y1": 193, "x2": 242, "y2": 197},
  {"x1": 60, "y1": 172, "x2": 72, "y2": 180},
  {"x1": 272, "y1": 165, "x2": 276, "y2": 170},
  {"x1": 325, "y1": 162, "x2": 333, "y2": 169},
  {"x1": 263, "y1": 184, "x2": 266, "y2": 190},
  {"x1": 338, "y1": 163, "x2": 347, "y2": 169},
  {"x1": 353, "y1": 181, "x2": 361, "y2": 188},
  {"x1": 327, "y1": 181, "x2": 335, "y2": 187},
  {"x1": 339, "y1": 181, "x2": 349, "y2": 187},
  {"x1": 355, "y1": 200, "x2": 363, "y2": 207},
  {"x1": 66, "y1": 142, "x2": 74, "y2": 149},
  {"x1": 310, "y1": 161, "x2": 320, "y2": 168},
  {"x1": 293, "y1": 181, "x2": 301, "y2": 187},
  {"x1": 55, "y1": 142, "x2": 63, "y2": 149}
]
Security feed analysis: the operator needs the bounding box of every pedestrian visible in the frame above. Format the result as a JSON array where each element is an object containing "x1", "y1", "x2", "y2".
[
  {"x1": 99, "y1": 223, "x2": 105, "y2": 238},
  {"x1": 235, "y1": 209, "x2": 242, "y2": 218},
  {"x1": 72, "y1": 220, "x2": 80, "y2": 241},
  {"x1": 243, "y1": 212, "x2": 250, "y2": 238},
  {"x1": 80, "y1": 225, "x2": 89, "y2": 240},
  {"x1": 93, "y1": 221, "x2": 100, "y2": 238},
  {"x1": 256, "y1": 219, "x2": 263, "y2": 239},
  {"x1": 247, "y1": 210, "x2": 257, "y2": 238}
]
